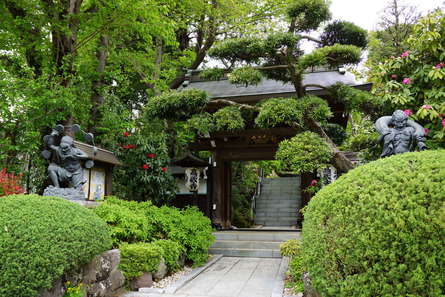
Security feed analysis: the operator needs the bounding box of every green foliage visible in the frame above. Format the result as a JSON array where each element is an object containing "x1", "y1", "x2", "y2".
[
  {"x1": 327, "y1": 83, "x2": 382, "y2": 115},
  {"x1": 95, "y1": 198, "x2": 215, "y2": 266},
  {"x1": 370, "y1": 10, "x2": 445, "y2": 147},
  {"x1": 152, "y1": 239, "x2": 185, "y2": 272},
  {"x1": 322, "y1": 123, "x2": 346, "y2": 146},
  {"x1": 301, "y1": 150, "x2": 445, "y2": 297},
  {"x1": 280, "y1": 239, "x2": 300, "y2": 257},
  {"x1": 300, "y1": 44, "x2": 362, "y2": 69},
  {"x1": 231, "y1": 162, "x2": 259, "y2": 228},
  {"x1": 228, "y1": 67, "x2": 263, "y2": 86},
  {"x1": 263, "y1": 33, "x2": 301, "y2": 56},
  {"x1": 119, "y1": 243, "x2": 163, "y2": 279},
  {"x1": 287, "y1": 0, "x2": 331, "y2": 31},
  {"x1": 199, "y1": 68, "x2": 226, "y2": 81},
  {"x1": 62, "y1": 283, "x2": 85, "y2": 297},
  {"x1": 0, "y1": 195, "x2": 111, "y2": 297},
  {"x1": 256, "y1": 96, "x2": 331, "y2": 129},
  {"x1": 185, "y1": 112, "x2": 215, "y2": 137},
  {"x1": 208, "y1": 37, "x2": 264, "y2": 64},
  {"x1": 256, "y1": 98, "x2": 304, "y2": 128},
  {"x1": 144, "y1": 89, "x2": 209, "y2": 121},
  {"x1": 320, "y1": 20, "x2": 368, "y2": 48},
  {"x1": 213, "y1": 106, "x2": 245, "y2": 131},
  {"x1": 276, "y1": 132, "x2": 333, "y2": 174},
  {"x1": 112, "y1": 121, "x2": 177, "y2": 205},
  {"x1": 287, "y1": 255, "x2": 305, "y2": 292},
  {"x1": 93, "y1": 197, "x2": 156, "y2": 247}
]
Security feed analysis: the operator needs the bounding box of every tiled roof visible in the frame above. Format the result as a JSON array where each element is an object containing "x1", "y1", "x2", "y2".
[{"x1": 183, "y1": 70, "x2": 370, "y2": 99}]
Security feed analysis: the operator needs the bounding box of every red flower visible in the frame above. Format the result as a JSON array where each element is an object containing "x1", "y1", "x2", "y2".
[
  {"x1": 123, "y1": 131, "x2": 130, "y2": 137},
  {"x1": 161, "y1": 167, "x2": 167, "y2": 172},
  {"x1": 424, "y1": 128, "x2": 430, "y2": 135},
  {"x1": 142, "y1": 164, "x2": 149, "y2": 170},
  {"x1": 403, "y1": 109, "x2": 413, "y2": 116},
  {"x1": 390, "y1": 74, "x2": 398, "y2": 79},
  {"x1": 310, "y1": 179, "x2": 318, "y2": 187},
  {"x1": 122, "y1": 144, "x2": 136, "y2": 149},
  {"x1": 147, "y1": 153, "x2": 156, "y2": 158}
]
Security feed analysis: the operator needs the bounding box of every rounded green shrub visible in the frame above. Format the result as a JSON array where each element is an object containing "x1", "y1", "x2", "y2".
[
  {"x1": 301, "y1": 150, "x2": 445, "y2": 297},
  {"x1": 280, "y1": 239, "x2": 300, "y2": 257},
  {"x1": 213, "y1": 106, "x2": 245, "y2": 131},
  {"x1": 119, "y1": 242, "x2": 163, "y2": 279},
  {"x1": 0, "y1": 195, "x2": 112, "y2": 297},
  {"x1": 152, "y1": 239, "x2": 185, "y2": 272},
  {"x1": 276, "y1": 132, "x2": 333, "y2": 174},
  {"x1": 255, "y1": 97, "x2": 303, "y2": 128}
]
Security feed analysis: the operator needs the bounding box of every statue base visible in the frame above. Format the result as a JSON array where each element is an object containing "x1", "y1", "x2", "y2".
[{"x1": 43, "y1": 185, "x2": 86, "y2": 201}]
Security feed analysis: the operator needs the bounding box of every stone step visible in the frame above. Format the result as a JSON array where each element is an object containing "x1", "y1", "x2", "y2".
[
  {"x1": 255, "y1": 218, "x2": 298, "y2": 225},
  {"x1": 255, "y1": 215, "x2": 297, "y2": 221},
  {"x1": 258, "y1": 194, "x2": 301, "y2": 199},
  {"x1": 255, "y1": 207, "x2": 298, "y2": 212},
  {"x1": 256, "y1": 202, "x2": 298, "y2": 208},
  {"x1": 255, "y1": 209, "x2": 298, "y2": 217},
  {"x1": 211, "y1": 240, "x2": 281, "y2": 250},
  {"x1": 213, "y1": 231, "x2": 300, "y2": 242},
  {"x1": 209, "y1": 247, "x2": 281, "y2": 258}
]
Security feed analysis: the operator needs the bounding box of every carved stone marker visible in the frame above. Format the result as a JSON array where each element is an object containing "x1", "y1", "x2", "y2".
[
  {"x1": 375, "y1": 110, "x2": 426, "y2": 157},
  {"x1": 42, "y1": 124, "x2": 95, "y2": 200}
]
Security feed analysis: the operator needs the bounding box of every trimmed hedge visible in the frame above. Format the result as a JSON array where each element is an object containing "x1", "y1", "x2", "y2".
[
  {"x1": 95, "y1": 197, "x2": 215, "y2": 266},
  {"x1": 0, "y1": 195, "x2": 112, "y2": 297},
  {"x1": 119, "y1": 243, "x2": 163, "y2": 279},
  {"x1": 301, "y1": 151, "x2": 445, "y2": 297}
]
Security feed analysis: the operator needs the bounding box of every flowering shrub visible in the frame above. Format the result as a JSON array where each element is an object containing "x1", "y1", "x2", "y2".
[
  {"x1": 371, "y1": 10, "x2": 445, "y2": 148},
  {"x1": 0, "y1": 168, "x2": 24, "y2": 196},
  {"x1": 113, "y1": 125, "x2": 176, "y2": 205}
]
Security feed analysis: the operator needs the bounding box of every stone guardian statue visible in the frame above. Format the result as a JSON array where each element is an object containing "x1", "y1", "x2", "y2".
[
  {"x1": 375, "y1": 110, "x2": 427, "y2": 157},
  {"x1": 42, "y1": 124, "x2": 96, "y2": 200}
]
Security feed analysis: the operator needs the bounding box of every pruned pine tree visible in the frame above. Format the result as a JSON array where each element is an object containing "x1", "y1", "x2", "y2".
[{"x1": 145, "y1": 0, "x2": 376, "y2": 174}]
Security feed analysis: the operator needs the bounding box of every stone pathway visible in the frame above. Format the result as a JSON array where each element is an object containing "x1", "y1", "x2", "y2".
[{"x1": 125, "y1": 256, "x2": 285, "y2": 297}]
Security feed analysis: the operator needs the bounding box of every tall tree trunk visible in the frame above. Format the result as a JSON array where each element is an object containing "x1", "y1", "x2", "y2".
[{"x1": 89, "y1": 35, "x2": 109, "y2": 134}]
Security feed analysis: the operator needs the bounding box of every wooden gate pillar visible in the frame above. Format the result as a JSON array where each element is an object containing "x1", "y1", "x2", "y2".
[{"x1": 212, "y1": 151, "x2": 232, "y2": 229}]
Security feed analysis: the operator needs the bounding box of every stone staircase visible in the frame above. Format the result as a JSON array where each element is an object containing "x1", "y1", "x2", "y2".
[
  {"x1": 254, "y1": 177, "x2": 301, "y2": 227},
  {"x1": 209, "y1": 231, "x2": 300, "y2": 258}
]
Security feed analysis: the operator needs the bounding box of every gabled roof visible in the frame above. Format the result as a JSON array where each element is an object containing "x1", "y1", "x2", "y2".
[
  {"x1": 74, "y1": 141, "x2": 121, "y2": 166},
  {"x1": 182, "y1": 69, "x2": 371, "y2": 102},
  {"x1": 172, "y1": 153, "x2": 209, "y2": 167}
]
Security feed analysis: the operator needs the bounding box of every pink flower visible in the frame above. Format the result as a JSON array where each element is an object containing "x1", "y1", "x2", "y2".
[
  {"x1": 123, "y1": 131, "x2": 130, "y2": 137},
  {"x1": 402, "y1": 78, "x2": 411, "y2": 84},
  {"x1": 142, "y1": 164, "x2": 149, "y2": 170},
  {"x1": 400, "y1": 51, "x2": 410, "y2": 58},
  {"x1": 391, "y1": 74, "x2": 398, "y2": 79},
  {"x1": 434, "y1": 64, "x2": 442, "y2": 69},
  {"x1": 442, "y1": 118, "x2": 445, "y2": 127},
  {"x1": 403, "y1": 109, "x2": 413, "y2": 116},
  {"x1": 421, "y1": 105, "x2": 432, "y2": 110},
  {"x1": 310, "y1": 180, "x2": 318, "y2": 187},
  {"x1": 424, "y1": 128, "x2": 430, "y2": 135}
]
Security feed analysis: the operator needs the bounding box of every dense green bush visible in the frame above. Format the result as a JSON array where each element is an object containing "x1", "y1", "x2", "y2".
[
  {"x1": 93, "y1": 197, "x2": 156, "y2": 246},
  {"x1": 276, "y1": 132, "x2": 333, "y2": 174},
  {"x1": 0, "y1": 195, "x2": 112, "y2": 297},
  {"x1": 152, "y1": 239, "x2": 185, "y2": 272},
  {"x1": 95, "y1": 198, "x2": 215, "y2": 266},
  {"x1": 213, "y1": 106, "x2": 245, "y2": 131},
  {"x1": 119, "y1": 243, "x2": 163, "y2": 279},
  {"x1": 144, "y1": 88, "x2": 209, "y2": 121},
  {"x1": 301, "y1": 150, "x2": 445, "y2": 297},
  {"x1": 255, "y1": 97, "x2": 303, "y2": 128},
  {"x1": 228, "y1": 67, "x2": 262, "y2": 86},
  {"x1": 280, "y1": 239, "x2": 300, "y2": 257}
]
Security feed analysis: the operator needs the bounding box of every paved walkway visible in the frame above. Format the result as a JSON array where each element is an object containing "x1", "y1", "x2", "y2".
[{"x1": 126, "y1": 257, "x2": 285, "y2": 297}]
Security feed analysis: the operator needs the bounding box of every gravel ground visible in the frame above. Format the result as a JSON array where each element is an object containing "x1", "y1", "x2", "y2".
[{"x1": 152, "y1": 266, "x2": 193, "y2": 288}]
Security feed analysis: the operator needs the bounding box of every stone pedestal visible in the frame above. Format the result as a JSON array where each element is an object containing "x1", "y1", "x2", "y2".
[{"x1": 43, "y1": 186, "x2": 86, "y2": 200}]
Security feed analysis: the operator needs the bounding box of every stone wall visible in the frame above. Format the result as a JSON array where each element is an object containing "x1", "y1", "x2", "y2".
[{"x1": 40, "y1": 249, "x2": 125, "y2": 297}]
